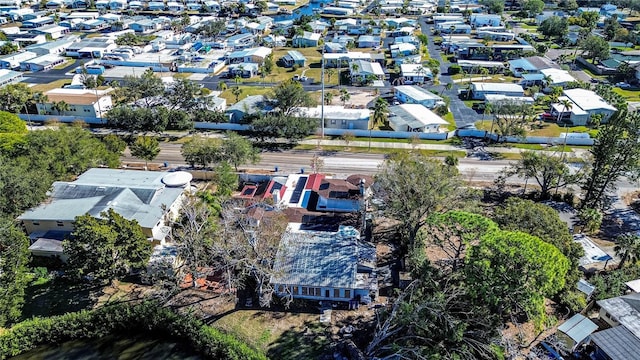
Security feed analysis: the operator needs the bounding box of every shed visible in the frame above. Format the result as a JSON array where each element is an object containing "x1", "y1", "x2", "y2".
[{"x1": 556, "y1": 314, "x2": 598, "y2": 352}]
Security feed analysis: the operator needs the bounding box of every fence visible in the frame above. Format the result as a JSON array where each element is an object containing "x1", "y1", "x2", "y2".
[{"x1": 20, "y1": 116, "x2": 595, "y2": 145}]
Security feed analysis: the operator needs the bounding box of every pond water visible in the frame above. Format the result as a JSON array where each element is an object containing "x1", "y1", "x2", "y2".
[
  {"x1": 11, "y1": 335, "x2": 202, "y2": 360},
  {"x1": 272, "y1": 0, "x2": 332, "y2": 21}
]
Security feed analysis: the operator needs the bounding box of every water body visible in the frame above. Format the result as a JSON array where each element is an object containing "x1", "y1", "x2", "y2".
[
  {"x1": 11, "y1": 335, "x2": 202, "y2": 360},
  {"x1": 272, "y1": 0, "x2": 332, "y2": 21}
]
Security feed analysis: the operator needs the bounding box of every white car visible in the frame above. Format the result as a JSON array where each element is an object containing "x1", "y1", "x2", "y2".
[{"x1": 293, "y1": 75, "x2": 308, "y2": 81}]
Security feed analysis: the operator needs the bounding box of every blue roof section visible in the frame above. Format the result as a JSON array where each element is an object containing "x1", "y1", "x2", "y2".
[
  {"x1": 509, "y1": 58, "x2": 536, "y2": 71},
  {"x1": 522, "y1": 73, "x2": 545, "y2": 81}
]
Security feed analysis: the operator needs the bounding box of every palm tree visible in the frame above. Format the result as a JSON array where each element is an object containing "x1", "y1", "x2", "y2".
[
  {"x1": 614, "y1": 233, "x2": 640, "y2": 269},
  {"x1": 231, "y1": 87, "x2": 243, "y2": 103},
  {"x1": 372, "y1": 97, "x2": 388, "y2": 127},
  {"x1": 557, "y1": 99, "x2": 572, "y2": 124},
  {"x1": 324, "y1": 92, "x2": 333, "y2": 105},
  {"x1": 339, "y1": 88, "x2": 350, "y2": 106},
  {"x1": 479, "y1": 67, "x2": 489, "y2": 83},
  {"x1": 542, "y1": 74, "x2": 553, "y2": 88},
  {"x1": 53, "y1": 100, "x2": 70, "y2": 115},
  {"x1": 350, "y1": 63, "x2": 360, "y2": 84},
  {"x1": 217, "y1": 82, "x2": 228, "y2": 92},
  {"x1": 439, "y1": 82, "x2": 452, "y2": 96},
  {"x1": 326, "y1": 68, "x2": 336, "y2": 85}
]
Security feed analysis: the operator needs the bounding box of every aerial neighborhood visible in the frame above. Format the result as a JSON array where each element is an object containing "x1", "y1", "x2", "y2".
[{"x1": 3, "y1": 0, "x2": 640, "y2": 359}]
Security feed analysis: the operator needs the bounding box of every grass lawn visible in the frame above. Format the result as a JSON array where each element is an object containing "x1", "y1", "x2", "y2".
[
  {"x1": 218, "y1": 86, "x2": 272, "y2": 104},
  {"x1": 476, "y1": 120, "x2": 597, "y2": 138},
  {"x1": 350, "y1": 136, "x2": 459, "y2": 145},
  {"x1": 53, "y1": 58, "x2": 75, "y2": 70},
  {"x1": 21, "y1": 278, "x2": 101, "y2": 321},
  {"x1": 613, "y1": 88, "x2": 640, "y2": 102},
  {"x1": 243, "y1": 47, "x2": 341, "y2": 85},
  {"x1": 213, "y1": 310, "x2": 327, "y2": 359},
  {"x1": 296, "y1": 144, "x2": 466, "y2": 157},
  {"x1": 30, "y1": 79, "x2": 73, "y2": 92},
  {"x1": 443, "y1": 112, "x2": 456, "y2": 131},
  {"x1": 518, "y1": 22, "x2": 538, "y2": 30},
  {"x1": 172, "y1": 72, "x2": 194, "y2": 79}
]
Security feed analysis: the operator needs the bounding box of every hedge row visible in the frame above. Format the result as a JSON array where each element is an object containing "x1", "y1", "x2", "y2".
[{"x1": 0, "y1": 302, "x2": 266, "y2": 360}]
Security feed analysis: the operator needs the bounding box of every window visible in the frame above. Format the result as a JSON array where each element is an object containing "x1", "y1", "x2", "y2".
[
  {"x1": 293, "y1": 286, "x2": 299, "y2": 295},
  {"x1": 331, "y1": 119, "x2": 336, "y2": 124},
  {"x1": 301, "y1": 287, "x2": 308, "y2": 295},
  {"x1": 325, "y1": 289, "x2": 330, "y2": 298},
  {"x1": 341, "y1": 120, "x2": 347, "y2": 124},
  {"x1": 344, "y1": 289, "x2": 351, "y2": 299},
  {"x1": 278, "y1": 285, "x2": 284, "y2": 293},
  {"x1": 32, "y1": 221, "x2": 40, "y2": 226},
  {"x1": 334, "y1": 289, "x2": 340, "y2": 298},
  {"x1": 56, "y1": 221, "x2": 64, "y2": 227}
]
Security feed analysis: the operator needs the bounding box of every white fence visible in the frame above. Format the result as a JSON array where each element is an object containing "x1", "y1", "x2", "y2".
[{"x1": 19, "y1": 115, "x2": 595, "y2": 145}]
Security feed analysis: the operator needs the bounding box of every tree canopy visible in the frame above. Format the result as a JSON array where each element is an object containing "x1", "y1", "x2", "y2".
[
  {"x1": 268, "y1": 80, "x2": 316, "y2": 116},
  {"x1": 465, "y1": 230, "x2": 570, "y2": 328},
  {"x1": 375, "y1": 153, "x2": 462, "y2": 250},
  {"x1": 250, "y1": 114, "x2": 317, "y2": 143},
  {"x1": 64, "y1": 209, "x2": 152, "y2": 283},
  {"x1": 580, "y1": 35, "x2": 610, "y2": 63},
  {"x1": 539, "y1": 16, "x2": 568, "y2": 39},
  {"x1": 582, "y1": 110, "x2": 640, "y2": 209},
  {"x1": 0, "y1": 111, "x2": 27, "y2": 152},
  {"x1": 0, "y1": 218, "x2": 30, "y2": 327}
]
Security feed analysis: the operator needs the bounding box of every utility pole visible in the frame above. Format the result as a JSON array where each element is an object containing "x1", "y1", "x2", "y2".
[{"x1": 321, "y1": 45, "x2": 325, "y2": 138}]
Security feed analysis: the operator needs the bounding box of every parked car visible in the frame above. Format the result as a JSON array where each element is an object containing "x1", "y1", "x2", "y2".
[
  {"x1": 293, "y1": 75, "x2": 308, "y2": 81},
  {"x1": 616, "y1": 82, "x2": 631, "y2": 89}
]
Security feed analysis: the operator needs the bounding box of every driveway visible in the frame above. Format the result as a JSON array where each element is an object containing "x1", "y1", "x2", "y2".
[{"x1": 419, "y1": 18, "x2": 480, "y2": 127}]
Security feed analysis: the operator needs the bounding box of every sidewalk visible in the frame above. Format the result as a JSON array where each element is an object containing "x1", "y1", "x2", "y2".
[{"x1": 299, "y1": 138, "x2": 589, "y2": 156}]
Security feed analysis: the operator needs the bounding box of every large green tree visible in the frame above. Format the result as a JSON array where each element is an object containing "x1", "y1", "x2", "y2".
[
  {"x1": 250, "y1": 114, "x2": 316, "y2": 143},
  {"x1": 181, "y1": 136, "x2": 222, "y2": 168},
  {"x1": 614, "y1": 233, "x2": 640, "y2": 269},
  {"x1": 507, "y1": 151, "x2": 580, "y2": 199},
  {"x1": 0, "y1": 218, "x2": 30, "y2": 327},
  {"x1": 539, "y1": 16, "x2": 569, "y2": 39},
  {"x1": 269, "y1": 80, "x2": 316, "y2": 116},
  {"x1": 465, "y1": 230, "x2": 569, "y2": 328},
  {"x1": 220, "y1": 132, "x2": 260, "y2": 171},
  {"x1": 64, "y1": 209, "x2": 152, "y2": 283},
  {"x1": 580, "y1": 35, "x2": 610, "y2": 64},
  {"x1": 375, "y1": 153, "x2": 462, "y2": 249},
  {"x1": 129, "y1": 136, "x2": 161, "y2": 169},
  {"x1": 425, "y1": 211, "x2": 499, "y2": 272},
  {"x1": 0, "y1": 111, "x2": 27, "y2": 152},
  {"x1": 114, "y1": 68, "x2": 164, "y2": 106},
  {"x1": 493, "y1": 197, "x2": 583, "y2": 263},
  {"x1": 0, "y1": 83, "x2": 34, "y2": 114},
  {"x1": 522, "y1": 0, "x2": 544, "y2": 18},
  {"x1": 582, "y1": 110, "x2": 640, "y2": 209},
  {"x1": 489, "y1": 100, "x2": 535, "y2": 141}
]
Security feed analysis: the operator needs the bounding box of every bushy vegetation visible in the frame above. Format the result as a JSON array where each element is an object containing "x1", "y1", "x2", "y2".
[{"x1": 0, "y1": 302, "x2": 266, "y2": 360}]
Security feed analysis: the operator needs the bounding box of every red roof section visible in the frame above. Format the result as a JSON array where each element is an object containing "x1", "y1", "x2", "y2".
[{"x1": 305, "y1": 173, "x2": 325, "y2": 191}]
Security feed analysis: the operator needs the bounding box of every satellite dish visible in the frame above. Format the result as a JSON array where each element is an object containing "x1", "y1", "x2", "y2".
[{"x1": 162, "y1": 171, "x2": 192, "y2": 187}]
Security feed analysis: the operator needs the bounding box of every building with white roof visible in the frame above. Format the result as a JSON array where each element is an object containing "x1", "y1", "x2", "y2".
[
  {"x1": 0, "y1": 51, "x2": 37, "y2": 69},
  {"x1": 388, "y1": 104, "x2": 449, "y2": 133},
  {"x1": 394, "y1": 85, "x2": 444, "y2": 109},
  {"x1": 36, "y1": 88, "x2": 113, "y2": 118},
  {"x1": 540, "y1": 68, "x2": 576, "y2": 87},
  {"x1": 551, "y1": 88, "x2": 617, "y2": 126},
  {"x1": 0, "y1": 68, "x2": 23, "y2": 87},
  {"x1": 19, "y1": 168, "x2": 193, "y2": 258},
  {"x1": 349, "y1": 59, "x2": 384, "y2": 85},
  {"x1": 293, "y1": 105, "x2": 371, "y2": 130},
  {"x1": 400, "y1": 63, "x2": 432, "y2": 84},
  {"x1": 470, "y1": 82, "x2": 525, "y2": 100}
]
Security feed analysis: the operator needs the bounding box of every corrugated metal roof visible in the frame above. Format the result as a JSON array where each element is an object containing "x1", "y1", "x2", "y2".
[{"x1": 557, "y1": 314, "x2": 598, "y2": 343}]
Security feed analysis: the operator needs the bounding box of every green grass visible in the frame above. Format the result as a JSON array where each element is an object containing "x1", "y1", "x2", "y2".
[
  {"x1": 30, "y1": 79, "x2": 73, "y2": 92},
  {"x1": 518, "y1": 22, "x2": 538, "y2": 30},
  {"x1": 213, "y1": 310, "x2": 326, "y2": 359},
  {"x1": 53, "y1": 58, "x2": 75, "y2": 70},
  {"x1": 349, "y1": 136, "x2": 459, "y2": 145},
  {"x1": 443, "y1": 112, "x2": 456, "y2": 131},
  {"x1": 476, "y1": 120, "x2": 597, "y2": 138},
  {"x1": 613, "y1": 88, "x2": 640, "y2": 102},
  {"x1": 296, "y1": 144, "x2": 466, "y2": 157},
  {"x1": 218, "y1": 86, "x2": 272, "y2": 104}
]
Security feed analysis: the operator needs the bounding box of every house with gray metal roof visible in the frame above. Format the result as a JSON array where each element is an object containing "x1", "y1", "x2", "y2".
[
  {"x1": 556, "y1": 313, "x2": 598, "y2": 352},
  {"x1": 271, "y1": 224, "x2": 376, "y2": 304},
  {"x1": 590, "y1": 326, "x2": 640, "y2": 360},
  {"x1": 281, "y1": 50, "x2": 306, "y2": 68},
  {"x1": 19, "y1": 168, "x2": 192, "y2": 257},
  {"x1": 597, "y1": 292, "x2": 640, "y2": 339}
]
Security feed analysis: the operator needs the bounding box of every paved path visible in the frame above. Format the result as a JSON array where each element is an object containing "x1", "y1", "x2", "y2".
[{"x1": 420, "y1": 18, "x2": 479, "y2": 127}]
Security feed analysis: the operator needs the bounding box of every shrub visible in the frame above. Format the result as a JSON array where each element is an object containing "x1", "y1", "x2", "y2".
[
  {"x1": 0, "y1": 302, "x2": 266, "y2": 360},
  {"x1": 448, "y1": 65, "x2": 462, "y2": 75}
]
